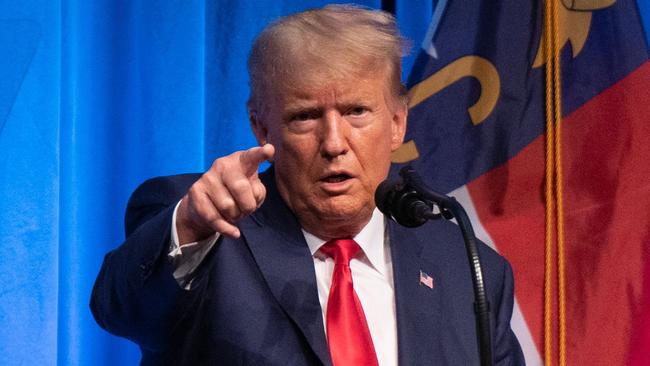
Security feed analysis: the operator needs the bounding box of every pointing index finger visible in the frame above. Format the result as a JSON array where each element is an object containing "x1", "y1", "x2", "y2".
[{"x1": 240, "y1": 144, "x2": 275, "y2": 175}]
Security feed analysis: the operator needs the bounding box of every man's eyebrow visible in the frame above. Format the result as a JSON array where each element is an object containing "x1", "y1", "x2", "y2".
[
  {"x1": 282, "y1": 101, "x2": 320, "y2": 113},
  {"x1": 284, "y1": 103, "x2": 317, "y2": 111},
  {"x1": 282, "y1": 106, "x2": 323, "y2": 120},
  {"x1": 337, "y1": 101, "x2": 370, "y2": 108}
]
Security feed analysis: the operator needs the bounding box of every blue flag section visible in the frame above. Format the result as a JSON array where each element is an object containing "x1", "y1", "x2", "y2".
[
  {"x1": 0, "y1": 1, "x2": 649, "y2": 365},
  {"x1": 399, "y1": 0, "x2": 650, "y2": 365},
  {"x1": 398, "y1": 0, "x2": 648, "y2": 191}
]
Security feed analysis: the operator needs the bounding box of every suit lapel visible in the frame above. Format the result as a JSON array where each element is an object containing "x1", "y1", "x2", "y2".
[
  {"x1": 389, "y1": 221, "x2": 458, "y2": 365},
  {"x1": 239, "y1": 170, "x2": 331, "y2": 366}
]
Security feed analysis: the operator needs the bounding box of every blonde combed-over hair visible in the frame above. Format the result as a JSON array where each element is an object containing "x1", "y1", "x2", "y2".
[{"x1": 247, "y1": 4, "x2": 409, "y2": 114}]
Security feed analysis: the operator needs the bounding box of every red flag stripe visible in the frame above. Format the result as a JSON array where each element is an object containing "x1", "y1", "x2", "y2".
[{"x1": 467, "y1": 61, "x2": 650, "y2": 365}]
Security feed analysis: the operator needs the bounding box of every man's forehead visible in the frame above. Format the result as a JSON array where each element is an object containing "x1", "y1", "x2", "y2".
[{"x1": 277, "y1": 75, "x2": 389, "y2": 104}]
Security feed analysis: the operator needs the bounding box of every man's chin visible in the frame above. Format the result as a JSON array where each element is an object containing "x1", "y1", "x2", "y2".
[
  {"x1": 314, "y1": 198, "x2": 373, "y2": 222},
  {"x1": 292, "y1": 195, "x2": 375, "y2": 239}
]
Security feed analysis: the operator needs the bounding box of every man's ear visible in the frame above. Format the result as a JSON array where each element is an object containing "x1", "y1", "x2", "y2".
[
  {"x1": 248, "y1": 105, "x2": 268, "y2": 146},
  {"x1": 390, "y1": 104, "x2": 408, "y2": 151}
]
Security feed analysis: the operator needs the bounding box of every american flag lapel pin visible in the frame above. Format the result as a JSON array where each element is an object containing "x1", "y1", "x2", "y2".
[{"x1": 419, "y1": 270, "x2": 434, "y2": 289}]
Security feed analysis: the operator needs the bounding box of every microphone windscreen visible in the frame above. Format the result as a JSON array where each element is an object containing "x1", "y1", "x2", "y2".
[
  {"x1": 375, "y1": 177, "x2": 431, "y2": 228},
  {"x1": 374, "y1": 179, "x2": 399, "y2": 216}
]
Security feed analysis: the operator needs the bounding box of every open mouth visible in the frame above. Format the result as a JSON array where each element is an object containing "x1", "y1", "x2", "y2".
[{"x1": 322, "y1": 173, "x2": 352, "y2": 183}]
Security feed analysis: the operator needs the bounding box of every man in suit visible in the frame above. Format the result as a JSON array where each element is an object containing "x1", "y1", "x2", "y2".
[{"x1": 91, "y1": 5, "x2": 524, "y2": 365}]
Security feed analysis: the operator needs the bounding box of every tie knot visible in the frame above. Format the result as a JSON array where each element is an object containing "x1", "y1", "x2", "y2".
[{"x1": 320, "y1": 239, "x2": 361, "y2": 265}]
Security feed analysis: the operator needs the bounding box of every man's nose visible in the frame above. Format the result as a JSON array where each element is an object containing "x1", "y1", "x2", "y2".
[{"x1": 320, "y1": 111, "x2": 349, "y2": 158}]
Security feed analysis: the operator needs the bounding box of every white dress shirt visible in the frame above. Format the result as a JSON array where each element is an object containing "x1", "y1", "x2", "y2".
[
  {"x1": 303, "y1": 208, "x2": 398, "y2": 366},
  {"x1": 169, "y1": 202, "x2": 398, "y2": 366}
]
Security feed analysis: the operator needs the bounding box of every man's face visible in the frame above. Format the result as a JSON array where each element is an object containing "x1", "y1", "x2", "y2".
[{"x1": 252, "y1": 72, "x2": 407, "y2": 239}]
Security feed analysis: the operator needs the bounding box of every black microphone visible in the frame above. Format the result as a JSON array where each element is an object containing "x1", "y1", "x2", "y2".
[{"x1": 374, "y1": 178, "x2": 434, "y2": 228}]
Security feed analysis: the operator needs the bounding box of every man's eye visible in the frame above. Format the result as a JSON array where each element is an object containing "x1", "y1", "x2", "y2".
[
  {"x1": 290, "y1": 111, "x2": 319, "y2": 122},
  {"x1": 346, "y1": 106, "x2": 368, "y2": 116},
  {"x1": 292, "y1": 113, "x2": 312, "y2": 121}
]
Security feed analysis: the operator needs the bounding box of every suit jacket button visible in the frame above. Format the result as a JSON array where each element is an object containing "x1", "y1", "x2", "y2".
[{"x1": 139, "y1": 263, "x2": 151, "y2": 278}]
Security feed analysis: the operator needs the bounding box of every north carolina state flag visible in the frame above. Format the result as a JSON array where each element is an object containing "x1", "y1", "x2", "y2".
[{"x1": 395, "y1": 0, "x2": 650, "y2": 364}]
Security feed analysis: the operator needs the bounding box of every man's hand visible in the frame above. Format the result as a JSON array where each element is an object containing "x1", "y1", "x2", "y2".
[{"x1": 176, "y1": 144, "x2": 275, "y2": 244}]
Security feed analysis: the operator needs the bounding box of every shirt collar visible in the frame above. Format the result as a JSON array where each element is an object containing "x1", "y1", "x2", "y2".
[{"x1": 303, "y1": 208, "x2": 387, "y2": 276}]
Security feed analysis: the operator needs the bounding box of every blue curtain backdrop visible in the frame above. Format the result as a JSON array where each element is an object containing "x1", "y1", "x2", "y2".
[{"x1": 0, "y1": 1, "x2": 648, "y2": 365}]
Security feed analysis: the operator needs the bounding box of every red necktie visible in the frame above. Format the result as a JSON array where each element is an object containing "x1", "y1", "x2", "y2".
[{"x1": 320, "y1": 239, "x2": 379, "y2": 366}]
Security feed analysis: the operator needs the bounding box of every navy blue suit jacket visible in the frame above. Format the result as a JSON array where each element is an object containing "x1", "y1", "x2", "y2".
[{"x1": 91, "y1": 169, "x2": 524, "y2": 365}]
